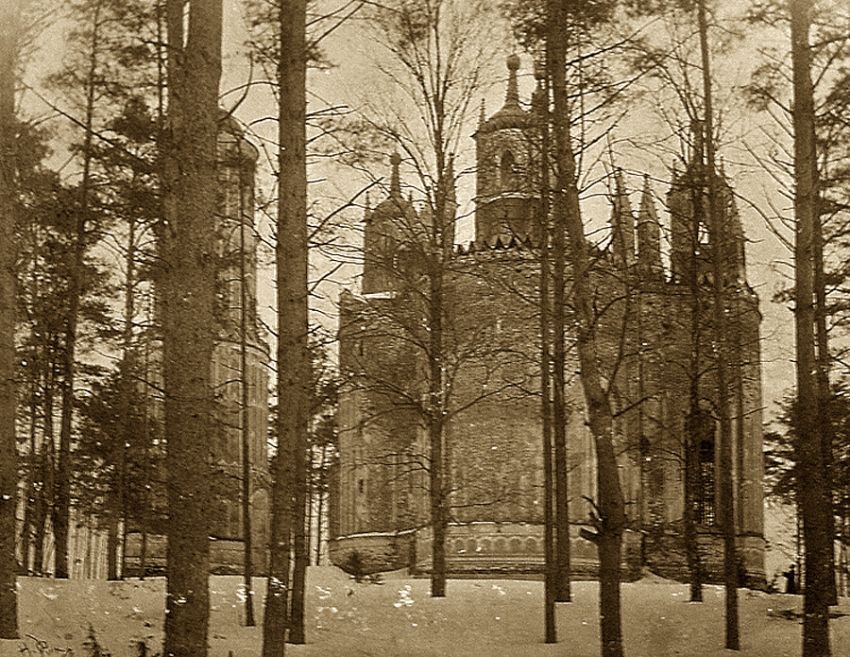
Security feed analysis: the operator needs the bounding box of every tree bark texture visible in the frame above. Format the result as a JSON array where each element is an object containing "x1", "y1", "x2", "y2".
[
  {"x1": 548, "y1": 2, "x2": 626, "y2": 655},
  {"x1": 696, "y1": 1, "x2": 739, "y2": 648},
  {"x1": 262, "y1": 1, "x2": 309, "y2": 655},
  {"x1": 537, "y1": 68, "x2": 557, "y2": 643},
  {"x1": 239, "y1": 164, "x2": 256, "y2": 627},
  {"x1": 0, "y1": 0, "x2": 20, "y2": 640},
  {"x1": 813, "y1": 204, "x2": 837, "y2": 605},
  {"x1": 161, "y1": 1, "x2": 222, "y2": 656},
  {"x1": 790, "y1": 1, "x2": 833, "y2": 655},
  {"x1": 54, "y1": 0, "x2": 106, "y2": 580}
]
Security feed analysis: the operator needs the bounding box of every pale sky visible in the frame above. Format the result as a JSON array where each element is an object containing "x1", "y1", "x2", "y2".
[{"x1": 18, "y1": 0, "x2": 822, "y2": 423}]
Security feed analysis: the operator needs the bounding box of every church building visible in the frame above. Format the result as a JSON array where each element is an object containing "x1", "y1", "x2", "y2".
[
  {"x1": 329, "y1": 55, "x2": 766, "y2": 586},
  {"x1": 123, "y1": 114, "x2": 271, "y2": 575}
]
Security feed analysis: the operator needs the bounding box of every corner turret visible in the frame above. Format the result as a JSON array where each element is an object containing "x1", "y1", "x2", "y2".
[
  {"x1": 637, "y1": 175, "x2": 663, "y2": 280},
  {"x1": 609, "y1": 169, "x2": 636, "y2": 270},
  {"x1": 362, "y1": 153, "x2": 418, "y2": 295},
  {"x1": 474, "y1": 55, "x2": 541, "y2": 245}
]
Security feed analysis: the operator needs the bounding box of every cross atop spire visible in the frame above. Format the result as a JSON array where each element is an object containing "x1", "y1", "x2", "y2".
[{"x1": 505, "y1": 53, "x2": 521, "y2": 108}]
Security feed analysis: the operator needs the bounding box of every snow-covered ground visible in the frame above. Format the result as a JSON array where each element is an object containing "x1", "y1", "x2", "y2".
[{"x1": 2, "y1": 567, "x2": 848, "y2": 657}]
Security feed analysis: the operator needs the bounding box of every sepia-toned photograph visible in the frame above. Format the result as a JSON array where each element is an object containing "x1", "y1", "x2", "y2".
[{"x1": 0, "y1": 1, "x2": 848, "y2": 656}]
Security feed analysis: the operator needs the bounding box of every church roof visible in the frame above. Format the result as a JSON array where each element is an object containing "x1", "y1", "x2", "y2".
[{"x1": 476, "y1": 54, "x2": 531, "y2": 135}]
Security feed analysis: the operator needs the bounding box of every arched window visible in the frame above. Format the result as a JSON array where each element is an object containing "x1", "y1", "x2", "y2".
[
  {"x1": 691, "y1": 411, "x2": 717, "y2": 525},
  {"x1": 500, "y1": 150, "x2": 517, "y2": 188}
]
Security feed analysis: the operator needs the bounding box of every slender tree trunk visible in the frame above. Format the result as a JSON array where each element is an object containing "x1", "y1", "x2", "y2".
[
  {"x1": 549, "y1": 3, "x2": 626, "y2": 655},
  {"x1": 696, "y1": 2, "x2": 739, "y2": 649},
  {"x1": 106, "y1": 517, "x2": 120, "y2": 581},
  {"x1": 813, "y1": 206, "x2": 837, "y2": 605},
  {"x1": 684, "y1": 129, "x2": 705, "y2": 604},
  {"x1": 33, "y1": 364, "x2": 55, "y2": 577},
  {"x1": 54, "y1": 0, "x2": 106, "y2": 580},
  {"x1": 428, "y1": 411, "x2": 446, "y2": 597},
  {"x1": 551, "y1": 63, "x2": 572, "y2": 602},
  {"x1": 790, "y1": 1, "x2": 832, "y2": 655},
  {"x1": 239, "y1": 159, "x2": 256, "y2": 628},
  {"x1": 116, "y1": 214, "x2": 138, "y2": 580},
  {"x1": 537, "y1": 66, "x2": 557, "y2": 644},
  {"x1": 0, "y1": 0, "x2": 20, "y2": 638},
  {"x1": 262, "y1": 1, "x2": 308, "y2": 654},
  {"x1": 19, "y1": 375, "x2": 40, "y2": 575},
  {"x1": 160, "y1": 1, "x2": 222, "y2": 656},
  {"x1": 428, "y1": 204, "x2": 448, "y2": 599},
  {"x1": 139, "y1": 317, "x2": 152, "y2": 581},
  {"x1": 314, "y1": 444, "x2": 327, "y2": 566}
]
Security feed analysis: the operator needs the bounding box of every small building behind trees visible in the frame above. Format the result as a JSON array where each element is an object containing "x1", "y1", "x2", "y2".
[{"x1": 123, "y1": 116, "x2": 270, "y2": 576}]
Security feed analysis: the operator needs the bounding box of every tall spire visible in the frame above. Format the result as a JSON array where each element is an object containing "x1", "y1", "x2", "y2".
[
  {"x1": 505, "y1": 53, "x2": 521, "y2": 108},
  {"x1": 637, "y1": 174, "x2": 663, "y2": 279},
  {"x1": 478, "y1": 98, "x2": 486, "y2": 126},
  {"x1": 390, "y1": 151, "x2": 402, "y2": 197},
  {"x1": 609, "y1": 168, "x2": 635, "y2": 268},
  {"x1": 690, "y1": 118, "x2": 705, "y2": 168}
]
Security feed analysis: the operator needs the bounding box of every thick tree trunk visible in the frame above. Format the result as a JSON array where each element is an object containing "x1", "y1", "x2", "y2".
[
  {"x1": 696, "y1": 1, "x2": 739, "y2": 649},
  {"x1": 0, "y1": 0, "x2": 20, "y2": 638},
  {"x1": 289, "y1": 450, "x2": 308, "y2": 643},
  {"x1": 548, "y1": 2, "x2": 626, "y2": 655},
  {"x1": 160, "y1": 1, "x2": 222, "y2": 656},
  {"x1": 262, "y1": 1, "x2": 309, "y2": 655},
  {"x1": 790, "y1": 2, "x2": 833, "y2": 655}
]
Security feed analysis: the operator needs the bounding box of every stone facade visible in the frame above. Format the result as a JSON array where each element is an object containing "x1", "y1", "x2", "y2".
[
  {"x1": 330, "y1": 57, "x2": 766, "y2": 586},
  {"x1": 124, "y1": 115, "x2": 270, "y2": 576}
]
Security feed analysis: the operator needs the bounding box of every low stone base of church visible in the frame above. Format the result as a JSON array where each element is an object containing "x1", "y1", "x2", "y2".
[
  {"x1": 122, "y1": 532, "x2": 268, "y2": 577},
  {"x1": 644, "y1": 527, "x2": 767, "y2": 589},
  {"x1": 329, "y1": 522, "x2": 766, "y2": 586}
]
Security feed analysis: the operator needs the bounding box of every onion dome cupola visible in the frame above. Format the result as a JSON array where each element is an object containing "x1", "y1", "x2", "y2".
[
  {"x1": 474, "y1": 54, "x2": 541, "y2": 246},
  {"x1": 362, "y1": 152, "x2": 418, "y2": 295}
]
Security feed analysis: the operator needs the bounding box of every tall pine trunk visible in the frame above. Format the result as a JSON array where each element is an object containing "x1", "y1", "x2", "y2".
[
  {"x1": 239, "y1": 160, "x2": 256, "y2": 627},
  {"x1": 696, "y1": 2, "x2": 739, "y2": 648},
  {"x1": 314, "y1": 444, "x2": 327, "y2": 565},
  {"x1": 813, "y1": 205, "x2": 837, "y2": 605},
  {"x1": 54, "y1": 0, "x2": 107, "y2": 579},
  {"x1": 548, "y1": 2, "x2": 626, "y2": 655},
  {"x1": 428, "y1": 156, "x2": 451, "y2": 600},
  {"x1": 262, "y1": 1, "x2": 309, "y2": 654},
  {"x1": 0, "y1": 0, "x2": 20, "y2": 639},
  {"x1": 790, "y1": 1, "x2": 832, "y2": 655},
  {"x1": 551, "y1": 67, "x2": 572, "y2": 604},
  {"x1": 683, "y1": 124, "x2": 705, "y2": 603},
  {"x1": 537, "y1": 66, "x2": 557, "y2": 643},
  {"x1": 160, "y1": 1, "x2": 222, "y2": 656}
]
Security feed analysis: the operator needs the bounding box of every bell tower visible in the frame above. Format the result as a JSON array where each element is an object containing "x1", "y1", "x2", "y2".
[{"x1": 474, "y1": 54, "x2": 540, "y2": 245}]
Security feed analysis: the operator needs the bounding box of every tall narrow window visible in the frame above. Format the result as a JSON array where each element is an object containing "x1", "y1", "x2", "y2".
[
  {"x1": 693, "y1": 412, "x2": 717, "y2": 525},
  {"x1": 500, "y1": 150, "x2": 516, "y2": 188}
]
